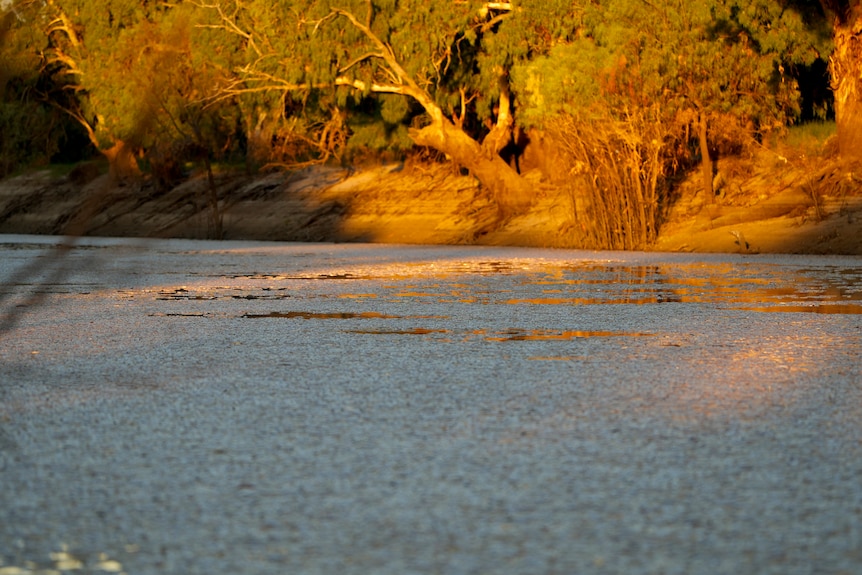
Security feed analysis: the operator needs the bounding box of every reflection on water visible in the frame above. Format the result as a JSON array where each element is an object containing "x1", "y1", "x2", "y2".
[
  {"x1": 737, "y1": 304, "x2": 862, "y2": 314},
  {"x1": 369, "y1": 260, "x2": 862, "y2": 314},
  {"x1": 116, "y1": 256, "x2": 862, "y2": 315},
  {"x1": 226, "y1": 272, "x2": 371, "y2": 280}
]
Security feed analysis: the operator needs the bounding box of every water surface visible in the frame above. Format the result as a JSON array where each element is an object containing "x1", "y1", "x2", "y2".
[{"x1": 1, "y1": 236, "x2": 860, "y2": 575}]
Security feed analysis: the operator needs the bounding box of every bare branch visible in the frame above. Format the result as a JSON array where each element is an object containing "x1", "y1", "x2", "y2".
[
  {"x1": 195, "y1": 4, "x2": 448, "y2": 125},
  {"x1": 310, "y1": 11, "x2": 339, "y2": 34},
  {"x1": 365, "y1": 0, "x2": 373, "y2": 28},
  {"x1": 41, "y1": 49, "x2": 83, "y2": 76},
  {"x1": 44, "y1": 0, "x2": 81, "y2": 47},
  {"x1": 328, "y1": 7, "x2": 443, "y2": 122},
  {"x1": 478, "y1": 2, "x2": 513, "y2": 19},
  {"x1": 329, "y1": 9, "x2": 410, "y2": 87},
  {"x1": 338, "y1": 51, "x2": 387, "y2": 75},
  {"x1": 191, "y1": 0, "x2": 262, "y2": 57},
  {"x1": 452, "y1": 87, "x2": 477, "y2": 129},
  {"x1": 480, "y1": 12, "x2": 511, "y2": 32},
  {"x1": 334, "y1": 76, "x2": 407, "y2": 95},
  {"x1": 198, "y1": 65, "x2": 414, "y2": 111}
]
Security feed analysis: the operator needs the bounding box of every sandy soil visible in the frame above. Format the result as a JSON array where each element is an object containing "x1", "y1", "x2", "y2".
[{"x1": 0, "y1": 154, "x2": 860, "y2": 254}]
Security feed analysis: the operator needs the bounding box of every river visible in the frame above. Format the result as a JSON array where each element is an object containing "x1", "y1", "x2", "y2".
[{"x1": 1, "y1": 235, "x2": 861, "y2": 574}]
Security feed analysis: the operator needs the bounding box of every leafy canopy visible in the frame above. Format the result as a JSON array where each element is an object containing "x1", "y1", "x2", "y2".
[{"x1": 513, "y1": 0, "x2": 829, "y2": 137}]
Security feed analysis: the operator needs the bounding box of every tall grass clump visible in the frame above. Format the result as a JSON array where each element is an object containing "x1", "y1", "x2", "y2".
[{"x1": 547, "y1": 108, "x2": 670, "y2": 251}]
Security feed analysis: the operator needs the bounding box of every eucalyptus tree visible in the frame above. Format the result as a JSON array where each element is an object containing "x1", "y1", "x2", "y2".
[
  {"x1": 26, "y1": 0, "x2": 156, "y2": 178},
  {"x1": 1, "y1": 2, "x2": 72, "y2": 176},
  {"x1": 114, "y1": 4, "x2": 241, "y2": 237},
  {"x1": 18, "y1": 0, "x2": 234, "y2": 182},
  {"x1": 194, "y1": 0, "x2": 583, "y2": 223},
  {"x1": 817, "y1": 0, "x2": 862, "y2": 160},
  {"x1": 515, "y1": 0, "x2": 827, "y2": 203}
]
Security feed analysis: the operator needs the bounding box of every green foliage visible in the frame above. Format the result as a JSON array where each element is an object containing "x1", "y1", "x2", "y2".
[
  {"x1": 777, "y1": 119, "x2": 837, "y2": 157},
  {"x1": 509, "y1": 0, "x2": 833, "y2": 248},
  {"x1": 347, "y1": 121, "x2": 411, "y2": 152},
  {"x1": 514, "y1": 0, "x2": 830, "y2": 138},
  {"x1": 11, "y1": 0, "x2": 244, "y2": 175},
  {"x1": 379, "y1": 94, "x2": 410, "y2": 125},
  {"x1": 471, "y1": 0, "x2": 586, "y2": 116},
  {"x1": 0, "y1": 95, "x2": 56, "y2": 177},
  {"x1": 198, "y1": 1, "x2": 588, "y2": 142},
  {"x1": 511, "y1": 40, "x2": 612, "y2": 126},
  {"x1": 347, "y1": 95, "x2": 413, "y2": 153},
  {"x1": 1, "y1": 0, "x2": 844, "y2": 184},
  {"x1": 0, "y1": 4, "x2": 88, "y2": 176}
]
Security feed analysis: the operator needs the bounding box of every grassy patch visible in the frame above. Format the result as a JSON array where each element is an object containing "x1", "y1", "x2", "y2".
[
  {"x1": 44, "y1": 163, "x2": 84, "y2": 178},
  {"x1": 779, "y1": 121, "x2": 837, "y2": 158}
]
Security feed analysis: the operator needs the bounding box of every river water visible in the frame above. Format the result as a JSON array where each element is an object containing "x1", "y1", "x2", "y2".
[{"x1": 1, "y1": 235, "x2": 861, "y2": 574}]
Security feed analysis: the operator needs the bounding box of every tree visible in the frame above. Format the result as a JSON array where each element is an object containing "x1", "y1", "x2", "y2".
[
  {"x1": 195, "y1": 0, "x2": 583, "y2": 224},
  {"x1": 28, "y1": 0, "x2": 150, "y2": 178},
  {"x1": 6, "y1": 0, "x2": 243, "y2": 194},
  {"x1": 818, "y1": 0, "x2": 862, "y2": 160},
  {"x1": 17, "y1": 1, "x2": 210, "y2": 181},
  {"x1": 1, "y1": 1, "x2": 90, "y2": 176},
  {"x1": 517, "y1": 0, "x2": 825, "y2": 203},
  {"x1": 115, "y1": 5, "x2": 242, "y2": 237}
]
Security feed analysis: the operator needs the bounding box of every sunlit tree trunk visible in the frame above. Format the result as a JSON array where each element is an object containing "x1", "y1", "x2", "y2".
[
  {"x1": 829, "y1": 6, "x2": 862, "y2": 161},
  {"x1": 102, "y1": 140, "x2": 141, "y2": 182},
  {"x1": 411, "y1": 117, "x2": 532, "y2": 222},
  {"x1": 482, "y1": 76, "x2": 515, "y2": 157},
  {"x1": 405, "y1": 78, "x2": 529, "y2": 222},
  {"x1": 329, "y1": 8, "x2": 531, "y2": 223},
  {"x1": 72, "y1": 117, "x2": 141, "y2": 182}
]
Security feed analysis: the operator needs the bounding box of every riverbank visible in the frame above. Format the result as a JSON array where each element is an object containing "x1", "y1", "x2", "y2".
[{"x1": 1, "y1": 149, "x2": 860, "y2": 254}]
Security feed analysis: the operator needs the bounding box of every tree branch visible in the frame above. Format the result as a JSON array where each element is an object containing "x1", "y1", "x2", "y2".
[
  {"x1": 480, "y1": 12, "x2": 511, "y2": 32},
  {"x1": 478, "y1": 2, "x2": 513, "y2": 18},
  {"x1": 334, "y1": 76, "x2": 408, "y2": 94},
  {"x1": 199, "y1": 69, "x2": 412, "y2": 109},
  {"x1": 191, "y1": 0, "x2": 262, "y2": 57},
  {"x1": 41, "y1": 49, "x2": 84, "y2": 76},
  {"x1": 329, "y1": 7, "x2": 443, "y2": 123},
  {"x1": 44, "y1": 0, "x2": 81, "y2": 48},
  {"x1": 338, "y1": 51, "x2": 387, "y2": 75},
  {"x1": 330, "y1": 9, "x2": 402, "y2": 79}
]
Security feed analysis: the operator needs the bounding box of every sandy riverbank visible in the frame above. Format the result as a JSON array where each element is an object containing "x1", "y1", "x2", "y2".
[{"x1": 1, "y1": 153, "x2": 860, "y2": 254}]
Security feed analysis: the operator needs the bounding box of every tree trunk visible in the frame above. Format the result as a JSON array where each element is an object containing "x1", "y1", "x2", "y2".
[
  {"x1": 482, "y1": 77, "x2": 515, "y2": 157},
  {"x1": 697, "y1": 115, "x2": 714, "y2": 203},
  {"x1": 830, "y1": 7, "x2": 862, "y2": 162},
  {"x1": 75, "y1": 117, "x2": 141, "y2": 183},
  {"x1": 410, "y1": 118, "x2": 533, "y2": 223},
  {"x1": 203, "y1": 154, "x2": 223, "y2": 239},
  {"x1": 102, "y1": 140, "x2": 141, "y2": 182}
]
